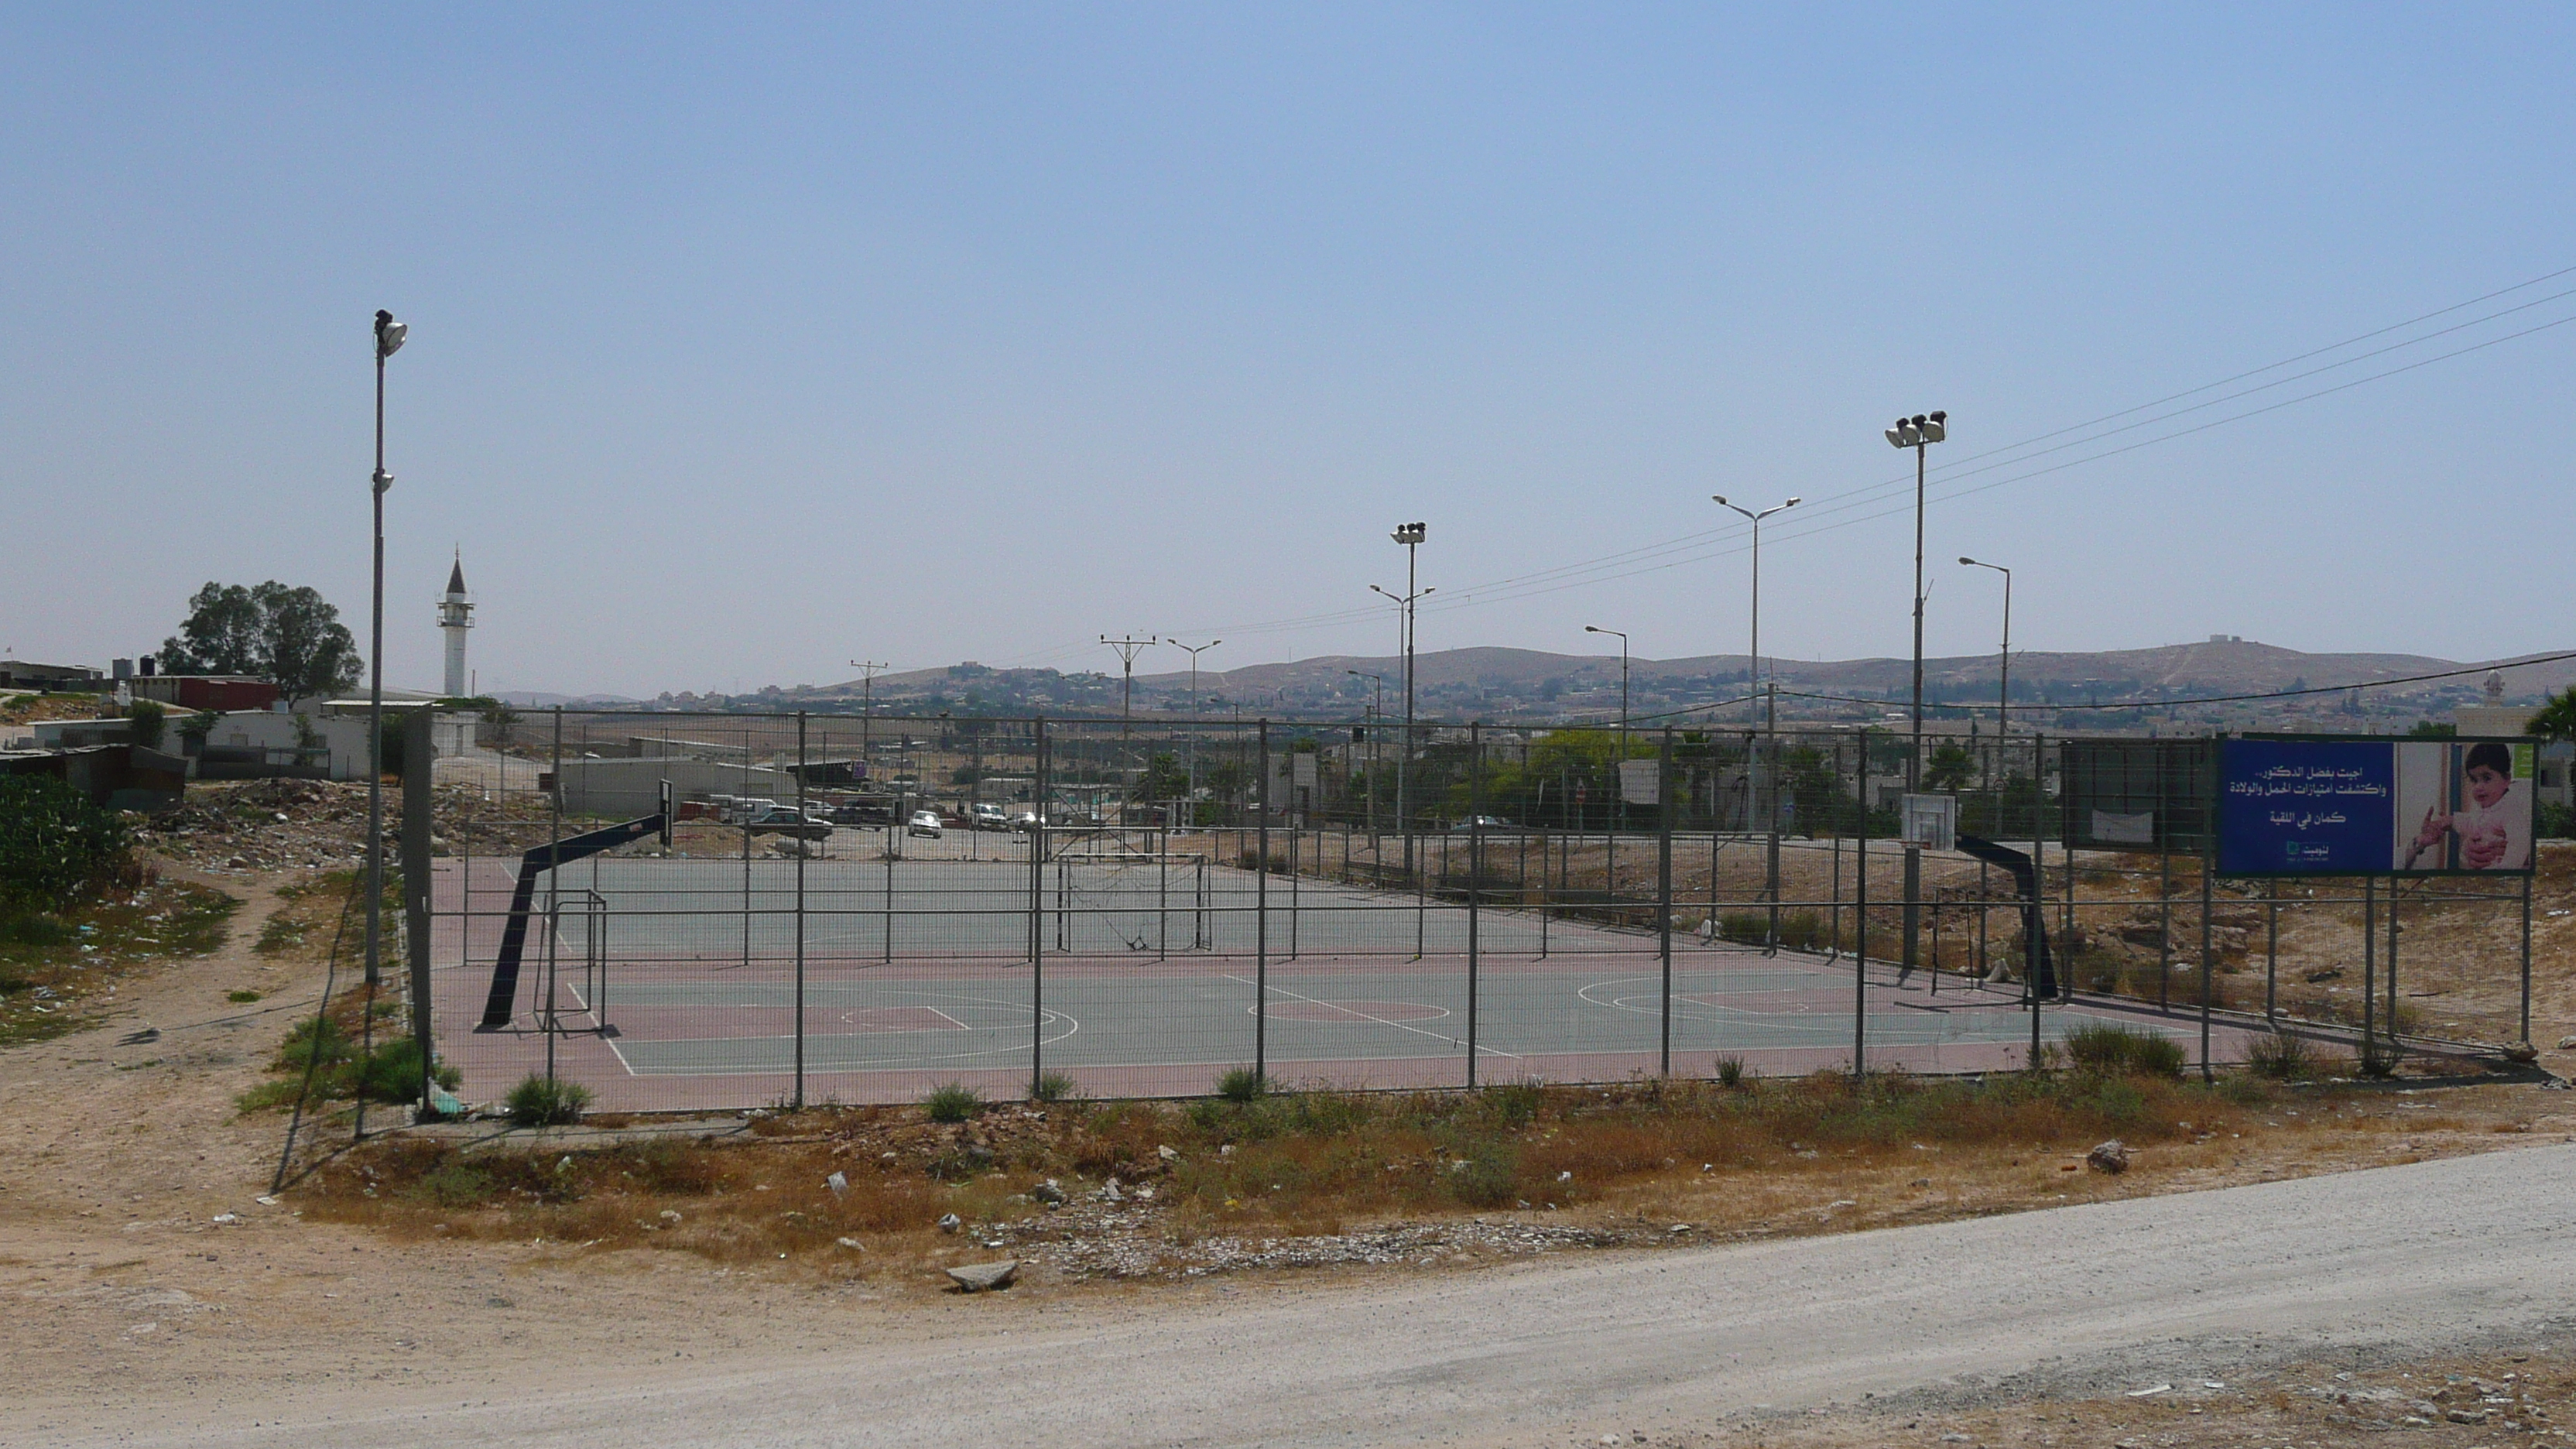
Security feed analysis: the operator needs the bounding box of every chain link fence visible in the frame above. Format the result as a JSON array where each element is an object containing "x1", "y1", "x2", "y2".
[{"x1": 416, "y1": 710, "x2": 2529, "y2": 1112}]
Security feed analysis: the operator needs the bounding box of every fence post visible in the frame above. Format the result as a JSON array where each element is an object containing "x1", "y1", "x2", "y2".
[
  {"x1": 402, "y1": 704, "x2": 433, "y2": 1114},
  {"x1": 2362, "y1": 876, "x2": 2376, "y2": 1066},
  {"x1": 1255, "y1": 721, "x2": 1270, "y2": 1085},
  {"x1": 1853, "y1": 770, "x2": 1869, "y2": 1079},
  {"x1": 794, "y1": 711, "x2": 807, "y2": 1111},
  {"x1": 2200, "y1": 827, "x2": 2215, "y2": 1084},
  {"x1": 1467, "y1": 721, "x2": 1482, "y2": 1090},
  {"x1": 1658, "y1": 728, "x2": 1673, "y2": 1077},
  {"x1": 1031, "y1": 718, "x2": 1047, "y2": 1095}
]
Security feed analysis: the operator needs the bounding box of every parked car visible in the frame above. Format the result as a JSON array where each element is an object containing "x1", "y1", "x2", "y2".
[
  {"x1": 970, "y1": 803, "x2": 1009, "y2": 831},
  {"x1": 1447, "y1": 815, "x2": 1516, "y2": 832},
  {"x1": 907, "y1": 809, "x2": 944, "y2": 839},
  {"x1": 748, "y1": 805, "x2": 833, "y2": 841},
  {"x1": 1010, "y1": 810, "x2": 1043, "y2": 832}
]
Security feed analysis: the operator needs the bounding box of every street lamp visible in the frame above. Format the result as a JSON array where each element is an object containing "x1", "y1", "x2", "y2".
[
  {"x1": 1170, "y1": 638, "x2": 1221, "y2": 800},
  {"x1": 1582, "y1": 626, "x2": 1630, "y2": 732},
  {"x1": 1715, "y1": 492, "x2": 1798, "y2": 947},
  {"x1": 1884, "y1": 409, "x2": 1947, "y2": 969},
  {"x1": 1958, "y1": 558, "x2": 2011, "y2": 738}
]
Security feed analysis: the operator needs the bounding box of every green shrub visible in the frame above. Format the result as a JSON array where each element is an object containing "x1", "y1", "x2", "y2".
[
  {"x1": 2063, "y1": 1023, "x2": 2186, "y2": 1078},
  {"x1": 1714, "y1": 1054, "x2": 1749, "y2": 1088},
  {"x1": 923, "y1": 1081, "x2": 983, "y2": 1122},
  {"x1": 0, "y1": 776, "x2": 132, "y2": 909},
  {"x1": 1445, "y1": 1142, "x2": 1520, "y2": 1209},
  {"x1": 504, "y1": 1074, "x2": 591, "y2": 1126},
  {"x1": 227, "y1": 988, "x2": 262, "y2": 1004},
  {"x1": 125, "y1": 700, "x2": 166, "y2": 751},
  {"x1": 1482, "y1": 1078, "x2": 1543, "y2": 1127},
  {"x1": 1031, "y1": 1070, "x2": 1079, "y2": 1104},
  {"x1": 1775, "y1": 910, "x2": 1824, "y2": 953},
  {"x1": 1716, "y1": 911, "x2": 1768, "y2": 946},
  {"x1": 1215, "y1": 1067, "x2": 1267, "y2": 1104},
  {"x1": 353, "y1": 1036, "x2": 461, "y2": 1104}
]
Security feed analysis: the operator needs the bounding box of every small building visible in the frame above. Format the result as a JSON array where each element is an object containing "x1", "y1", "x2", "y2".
[
  {"x1": 133, "y1": 675, "x2": 281, "y2": 712},
  {"x1": 0, "y1": 660, "x2": 104, "y2": 691},
  {"x1": 0, "y1": 743, "x2": 188, "y2": 811}
]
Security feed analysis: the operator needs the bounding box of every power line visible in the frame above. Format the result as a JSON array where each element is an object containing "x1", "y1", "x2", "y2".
[{"x1": 1772, "y1": 649, "x2": 2576, "y2": 715}]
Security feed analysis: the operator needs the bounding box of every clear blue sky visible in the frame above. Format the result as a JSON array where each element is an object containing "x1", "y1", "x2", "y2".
[{"x1": 5, "y1": 5, "x2": 2572, "y2": 697}]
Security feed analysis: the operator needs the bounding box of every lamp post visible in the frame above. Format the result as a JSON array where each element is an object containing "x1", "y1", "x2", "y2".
[
  {"x1": 1958, "y1": 558, "x2": 2011, "y2": 737},
  {"x1": 1884, "y1": 410, "x2": 1947, "y2": 969},
  {"x1": 848, "y1": 659, "x2": 886, "y2": 798},
  {"x1": 1715, "y1": 493, "x2": 1798, "y2": 946},
  {"x1": 1372, "y1": 521, "x2": 1429, "y2": 858},
  {"x1": 1582, "y1": 626, "x2": 1629, "y2": 731},
  {"x1": 364, "y1": 309, "x2": 406, "y2": 1016},
  {"x1": 1170, "y1": 638, "x2": 1221, "y2": 801}
]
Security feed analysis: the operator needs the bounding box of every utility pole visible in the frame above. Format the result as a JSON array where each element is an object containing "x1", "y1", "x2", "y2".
[
  {"x1": 849, "y1": 659, "x2": 887, "y2": 801},
  {"x1": 1101, "y1": 635, "x2": 1157, "y2": 738},
  {"x1": 1884, "y1": 410, "x2": 1947, "y2": 969},
  {"x1": 1347, "y1": 669, "x2": 1385, "y2": 845}
]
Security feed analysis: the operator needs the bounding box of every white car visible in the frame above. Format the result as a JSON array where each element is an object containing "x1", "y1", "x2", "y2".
[
  {"x1": 970, "y1": 803, "x2": 1009, "y2": 831},
  {"x1": 907, "y1": 809, "x2": 944, "y2": 838}
]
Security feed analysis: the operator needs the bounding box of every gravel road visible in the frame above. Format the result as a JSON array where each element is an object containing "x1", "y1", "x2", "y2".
[{"x1": 49, "y1": 1138, "x2": 2576, "y2": 1449}]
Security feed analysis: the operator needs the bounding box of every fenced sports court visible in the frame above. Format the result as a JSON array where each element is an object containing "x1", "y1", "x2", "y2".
[{"x1": 416, "y1": 710, "x2": 2535, "y2": 1112}]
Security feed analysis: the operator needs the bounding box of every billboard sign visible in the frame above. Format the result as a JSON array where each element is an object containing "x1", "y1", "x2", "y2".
[{"x1": 2216, "y1": 736, "x2": 2536, "y2": 877}]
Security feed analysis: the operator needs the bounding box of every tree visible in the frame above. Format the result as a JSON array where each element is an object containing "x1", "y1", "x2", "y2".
[
  {"x1": 159, "y1": 582, "x2": 265, "y2": 675},
  {"x1": 159, "y1": 580, "x2": 361, "y2": 704},
  {"x1": 2527, "y1": 687, "x2": 2576, "y2": 745},
  {"x1": 1923, "y1": 742, "x2": 1975, "y2": 792}
]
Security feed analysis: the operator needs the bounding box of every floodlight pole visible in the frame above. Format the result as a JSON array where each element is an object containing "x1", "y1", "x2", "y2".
[
  {"x1": 365, "y1": 310, "x2": 405, "y2": 1005},
  {"x1": 1885, "y1": 412, "x2": 1947, "y2": 970},
  {"x1": 1372, "y1": 522, "x2": 1429, "y2": 874}
]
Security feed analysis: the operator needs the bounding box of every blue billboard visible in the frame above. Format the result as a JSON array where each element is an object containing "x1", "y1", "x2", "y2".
[{"x1": 2217, "y1": 737, "x2": 2537, "y2": 877}]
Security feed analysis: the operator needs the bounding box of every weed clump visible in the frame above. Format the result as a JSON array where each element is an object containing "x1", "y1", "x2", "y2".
[
  {"x1": 1215, "y1": 1067, "x2": 1267, "y2": 1104},
  {"x1": 2247, "y1": 1029, "x2": 2317, "y2": 1081},
  {"x1": 505, "y1": 1074, "x2": 591, "y2": 1126},
  {"x1": 923, "y1": 1081, "x2": 983, "y2": 1123},
  {"x1": 1031, "y1": 1070, "x2": 1079, "y2": 1104},
  {"x1": 2063, "y1": 1023, "x2": 2187, "y2": 1078},
  {"x1": 1714, "y1": 1055, "x2": 1749, "y2": 1088}
]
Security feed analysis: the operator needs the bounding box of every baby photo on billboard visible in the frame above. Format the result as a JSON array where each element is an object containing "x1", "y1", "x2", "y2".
[{"x1": 2396, "y1": 739, "x2": 2532, "y2": 872}]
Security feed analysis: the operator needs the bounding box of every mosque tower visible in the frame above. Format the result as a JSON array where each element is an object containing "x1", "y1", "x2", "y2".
[{"x1": 438, "y1": 550, "x2": 474, "y2": 697}]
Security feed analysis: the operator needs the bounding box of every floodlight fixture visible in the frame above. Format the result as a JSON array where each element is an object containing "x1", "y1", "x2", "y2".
[
  {"x1": 375, "y1": 309, "x2": 406, "y2": 358},
  {"x1": 1390, "y1": 522, "x2": 1427, "y2": 545}
]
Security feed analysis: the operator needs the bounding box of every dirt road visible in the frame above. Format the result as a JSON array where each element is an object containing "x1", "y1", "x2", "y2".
[{"x1": 13, "y1": 1136, "x2": 2573, "y2": 1448}]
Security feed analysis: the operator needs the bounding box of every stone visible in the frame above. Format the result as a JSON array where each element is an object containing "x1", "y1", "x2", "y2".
[
  {"x1": 2304, "y1": 967, "x2": 2344, "y2": 983},
  {"x1": 2085, "y1": 1140, "x2": 2131, "y2": 1174},
  {"x1": 937, "y1": 1213, "x2": 962, "y2": 1233},
  {"x1": 946, "y1": 1259, "x2": 1019, "y2": 1293},
  {"x1": 825, "y1": 1172, "x2": 848, "y2": 1194},
  {"x1": 1030, "y1": 1180, "x2": 1067, "y2": 1206},
  {"x1": 658, "y1": 1209, "x2": 683, "y2": 1225},
  {"x1": 835, "y1": 1237, "x2": 865, "y2": 1251},
  {"x1": 2557, "y1": 1035, "x2": 2576, "y2": 1051},
  {"x1": 1157, "y1": 1144, "x2": 1179, "y2": 1161},
  {"x1": 2504, "y1": 1043, "x2": 2540, "y2": 1064},
  {"x1": 1100, "y1": 1179, "x2": 1125, "y2": 1204}
]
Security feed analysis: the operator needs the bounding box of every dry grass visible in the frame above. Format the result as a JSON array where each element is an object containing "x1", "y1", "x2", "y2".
[
  {"x1": 0, "y1": 875, "x2": 236, "y2": 1044},
  {"x1": 290, "y1": 1068, "x2": 2551, "y2": 1293}
]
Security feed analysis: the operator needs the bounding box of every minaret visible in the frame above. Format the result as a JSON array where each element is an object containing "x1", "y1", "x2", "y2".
[{"x1": 439, "y1": 550, "x2": 474, "y2": 697}]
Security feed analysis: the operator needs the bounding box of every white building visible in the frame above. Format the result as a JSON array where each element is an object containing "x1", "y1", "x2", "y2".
[{"x1": 439, "y1": 552, "x2": 474, "y2": 698}]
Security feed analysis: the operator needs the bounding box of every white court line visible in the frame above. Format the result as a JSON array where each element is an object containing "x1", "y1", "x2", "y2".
[
  {"x1": 1224, "y1": 974, "x2": 1519, "y2": 1059},
  {"x1": 561, "y1": 985, "x2": 640, "y2": 1077}
]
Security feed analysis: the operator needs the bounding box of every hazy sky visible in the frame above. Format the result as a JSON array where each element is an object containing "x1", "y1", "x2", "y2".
[{"x1": 5, "y1": 6, "x2": 2573, "y2": 697}]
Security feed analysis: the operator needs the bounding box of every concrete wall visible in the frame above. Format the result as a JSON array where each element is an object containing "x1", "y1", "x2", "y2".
[{"x1": 553, "y1": 756, "x2": 803, "y2": 818}]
